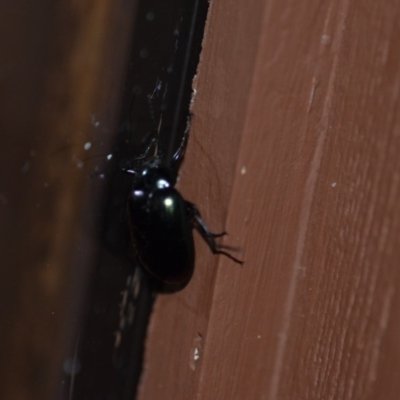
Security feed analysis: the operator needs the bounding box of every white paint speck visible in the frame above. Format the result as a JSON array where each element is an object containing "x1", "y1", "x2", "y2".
[
  {"x1": 241, "y1": 166, "x2": 247, "y2": 175},
  {"x1": 257, "y1": 335, "x2": 262, "y2": 339},
  {"x1": 331, "y1": 182, "x2": 337, "y2": 188},
  {"x1": 91, "y1": 115, "x2": 100, "y2": 127},
  {"x1": 190, "y1": 334, "x2": 203, "y2": 370},
  {"x1": 84, "y1": 142, "x2": 92, "y2": 151},
  {"x1": 190, "y1": 86, "x2": 198, "y2": 104},
  {"x1": 106, "y1": 153, "x2": 113, "y2": 161},
  {"x1": 321, "y1": 34, "x2": 331, "y2": 45}
]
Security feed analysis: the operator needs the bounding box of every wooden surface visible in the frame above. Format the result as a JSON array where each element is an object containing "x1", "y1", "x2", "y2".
[
  {"x1": 139, "y1": 0, "x2": 400, "y2": 399},
  {"x1": 0, "y1": 1, "x2": 136, "y2": 399}
]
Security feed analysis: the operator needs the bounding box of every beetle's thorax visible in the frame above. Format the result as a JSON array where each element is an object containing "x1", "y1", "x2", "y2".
[{"x1": 139, "y1": 159, "x2": 176, "y2": 189}]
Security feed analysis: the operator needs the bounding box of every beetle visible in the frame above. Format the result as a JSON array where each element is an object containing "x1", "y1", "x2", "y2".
[
  {"x1": 112, "y1": 126, "x2": 243, "y2": 376},
  {"x1": 124, "y1": 137, "x2": 243, "y2": 288}
]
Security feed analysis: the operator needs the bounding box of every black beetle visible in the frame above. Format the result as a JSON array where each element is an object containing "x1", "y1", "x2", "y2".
[{"x1": 125, "y1": 142, "x2": 243, "y2": 288}]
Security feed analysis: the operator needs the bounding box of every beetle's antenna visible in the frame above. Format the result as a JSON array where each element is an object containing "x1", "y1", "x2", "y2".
[
  {"x1": 153, "y1": 115, "x2": 163, "y2": 159},
  {"x1": 127, "y1": 134, "x2": 157, "y2": 169},
  {"x1": 144, "y1": 78, "x2": 167, "y2": 163}
]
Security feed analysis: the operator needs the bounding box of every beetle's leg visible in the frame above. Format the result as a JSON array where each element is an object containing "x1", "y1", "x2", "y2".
[
  {"x1": 171, "y1": 113, "x2": 192, "y2": 171},
  {"x1": 171, "y1": 127, "x2": 188, "y2": 166},
  {"x1": 185, "y1": 201, "x2": 243, "y2": 264},
  {"x1": 119, "y1": 136, "x2": 159, "y2": 177},
  {"x1": 140, "y1": 136, "x2": 158, "y2": 159},
  {"x1": 210, "y1": 231, "x2": 227, "y2": 238}
]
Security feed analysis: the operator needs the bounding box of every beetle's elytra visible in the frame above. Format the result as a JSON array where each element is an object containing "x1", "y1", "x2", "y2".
[{"x1": 127, "y1": 161, "x2": 195, "y2": 284}]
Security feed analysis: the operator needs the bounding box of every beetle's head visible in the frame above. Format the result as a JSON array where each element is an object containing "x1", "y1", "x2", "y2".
[{"x1": 141, "y1": 159, "x2": 176, "y2": 188}]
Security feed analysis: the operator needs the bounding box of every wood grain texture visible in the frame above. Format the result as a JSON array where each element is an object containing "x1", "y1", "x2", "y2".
[
  {"x1": 139, "y1": 0, "x2": 400, "y2": 399},
  {"x1": 0, "y1": 1, "x2": 136, "y2": 399},
  {"x1": 138, "y1": 0, "x2": 266, "y2": 398}
]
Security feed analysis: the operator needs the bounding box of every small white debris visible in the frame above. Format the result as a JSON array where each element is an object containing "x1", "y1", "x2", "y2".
[
  {"x1": 84, "y1": 142, "x2": 92, "y2": 151},
  {"x1": 190, "y1": 334, "x2": 203, "y2": 370},
  {"x1": 106, "y1": 153, "x2": 113, "y2": 161},
  {"x1": 241, "y1": 166, "x2": 247, "y2": 175},
  {"x1": 91, "y1": 115, "x2": 100, "y2": 127},
  {"x1": 63, "y1": 358, "x2": 81, "y2": 376},
  {"x1": 190, "y1": 348, "x2": 201, "y2": 370},
  {"x1": 321, "y1": 34, "x2": 331, "y2": 45},
  {"x1": 257, "y1": 335, "x2": 261, "y2": 339},
  {"x1": 331, "y1": 182, "x2": 337, "y2": 188},
  {"x1": 146, "y1": 12, "x2": 155, "y2": 21}
]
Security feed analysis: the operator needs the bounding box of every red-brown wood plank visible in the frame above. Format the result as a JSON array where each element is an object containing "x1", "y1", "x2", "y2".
[
  {"x1": 140, "y1": 0, "x2": 400, "y2": 399},
  {"x1": 139, "y1": 0, "x2": 266, "y2": 398}
]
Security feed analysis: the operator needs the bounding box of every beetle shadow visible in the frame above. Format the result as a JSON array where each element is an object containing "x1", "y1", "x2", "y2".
[
  {"x1": 134, "y1": 264, "x2": 192, "y2": 294},
  {"x1": 151, "y1": 276, "x2": 192, "y2": 294}
]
